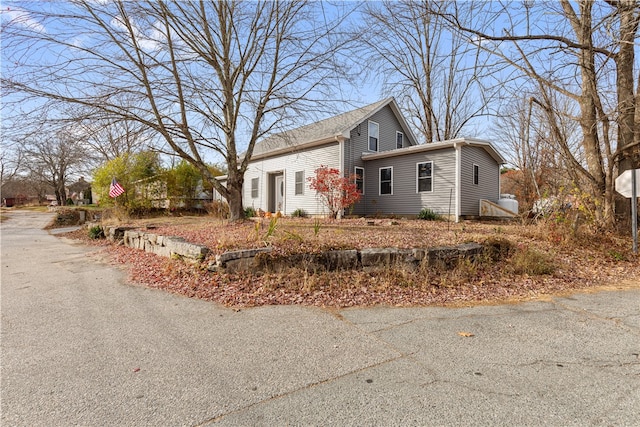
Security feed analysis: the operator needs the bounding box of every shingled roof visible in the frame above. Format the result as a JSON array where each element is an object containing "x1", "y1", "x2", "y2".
[{"x1": 250, "y1": 97, "x2": 399, "y2": 160}]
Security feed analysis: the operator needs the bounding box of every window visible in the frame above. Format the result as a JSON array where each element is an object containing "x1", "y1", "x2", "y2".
[
  {"x1": 295, "y1": 171, "x2": 304, "y2": 195},
  {"x1": 417, "y1": 162, "x2": 433, "y2": 192},
  {"x1": 396, "y1": 131, "x2": 404, "y2": 149},
  {"x1": 354, "y1": 167, "x2": 364, "y2": 194},
  {"x1": 368, "y1": 121, "x2": 379, "y2": 152},
  {"x1": 473, "y1": 164, "x2": 479, "y2": 185},
  {"x1": 379, "y1": 167, "x2": 392, "y2": 195},
  {"x1": 251, "y1": 177, "x2": 259, "y2": 198}
]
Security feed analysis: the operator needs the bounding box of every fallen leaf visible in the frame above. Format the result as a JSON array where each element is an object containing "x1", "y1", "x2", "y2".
[
  {"x1": 62, "y1": 217, "x2": 640, "y2": 309},
  {"x1": 458, "y1": 331, "x2": 475, "y2": 337}
]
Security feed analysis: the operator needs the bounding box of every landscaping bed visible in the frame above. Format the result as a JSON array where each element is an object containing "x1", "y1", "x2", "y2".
[{"x1": 62, "y1": 215, "x2": 640, "y2": 307}]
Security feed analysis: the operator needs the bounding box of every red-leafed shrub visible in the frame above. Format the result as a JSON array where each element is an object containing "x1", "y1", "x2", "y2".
[{"x1": 308, "y1": 165, "x2": 361, "y2": 219}]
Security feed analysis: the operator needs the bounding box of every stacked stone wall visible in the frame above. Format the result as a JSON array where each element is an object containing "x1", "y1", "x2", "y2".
[
  {"x1": 105, "y1": 227, "x2": 209, "y2": 262},
  {"x1": 101, "y1": 226, "x2": 488, "y2": 273}
]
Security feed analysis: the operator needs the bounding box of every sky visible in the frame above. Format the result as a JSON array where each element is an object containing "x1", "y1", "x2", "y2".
[
  {"x1": 2, "y1": 1, "x2": 638, "y2": 172},
  {"x1": 0, "y1": 1, "x2": 396, "y2": 168}
]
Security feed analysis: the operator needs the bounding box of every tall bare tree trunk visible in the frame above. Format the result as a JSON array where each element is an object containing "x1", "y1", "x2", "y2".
[
  {"x1": 2, "y1": 1, "x2": 353, "y2": 222},
  {"x1": 562, "y1": 1, "x2": 608, "y2": 223},
  {"x1": 613, "y1": 0, "x2": 640, "y2": 225}
]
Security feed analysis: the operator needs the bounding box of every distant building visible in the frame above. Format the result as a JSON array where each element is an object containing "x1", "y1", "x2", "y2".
[{"x1": 67, "y1": 177, "x2": 92, "y2": 205}]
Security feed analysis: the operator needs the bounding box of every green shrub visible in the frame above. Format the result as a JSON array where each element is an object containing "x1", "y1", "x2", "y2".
[
  {"x1": 163, "y1": 160, "x2": 202, "y2": 210},
  {"x1": 92, "y1": 151, "x2": 162, "y2": 209},
  {"x1": 244, "y1": 207, "x2": 257, "y2": 218},
  {"x1": 417, "y1": 208, "x2": 440, "y2": 220},
  {"x1": 292, "y1": 208, "x2": 307, "y2": 218},
  {"x1": 88, "y1": 225, "x2": 105, "y2": 239},
  {"x1": 265, "y1": 216, "x2": 278, "y2": 238}
]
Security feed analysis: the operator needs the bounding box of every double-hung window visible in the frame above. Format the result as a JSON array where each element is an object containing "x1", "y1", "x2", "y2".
[
  {"x1": 251, "y1": 177, "x2": 259, "y2": 198},
  {"x1": 396, "y1": 131, "x2": 404, "y2": 149},
  {"x1": 354, "y1": 167, "x2": 364, "y2": 194},
  {"x1": 368, "y1": 121, "x2": 379, "y2": 152},
  {"x1": 380, "y1": 167, "x2": 392, "y2": 195},
  {"x1": 417, "y1": 161, "x2": 433, "y2": 192},
  {"x1": 295, "y1": 171, "x2": 304, "y2": 195}
]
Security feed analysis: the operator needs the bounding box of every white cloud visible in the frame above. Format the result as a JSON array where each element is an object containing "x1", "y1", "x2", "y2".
[
  {"x1": 1, "y1": 6, "x2": 46, "y2": 33},
  {"x1": 70, "y1": 36, "x2": 85, "y2": 49},
  {"x1": 110, "y1": 15, "x2": 162, "y2": 52}
]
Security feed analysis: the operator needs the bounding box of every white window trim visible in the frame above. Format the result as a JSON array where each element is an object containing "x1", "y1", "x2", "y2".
[
  {"x1": 251, "y1": 177, "x2": 259, "y2": 199},
  {"x1": 473, "y1": 164, "x2": 479, "y2": 185},
  {"x1": 396, "y1": 131, "x2": 404, "y2": 149},
  {"x1": 355, "y1": 166, "x2": 365, "y2": 195},
  {"x1": 416, "y1": 161, "x2": 434, "y2": 193},
  {"x1": 379, "y1": 166, "x2": 393, "y2": 196},
  {"x1": 368, "y1": 120, "x2": 379, "y2": 152},
  {"x1": 294, "y1": 170, "x2": 304, "y2": 195}
]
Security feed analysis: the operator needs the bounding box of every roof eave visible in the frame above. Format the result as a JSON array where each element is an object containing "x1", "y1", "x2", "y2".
[
  {"x1": 463, "y1": 138, "x2": 507, "y2": 164},
  {"x1": 361, "y1": 137, "x2": 506, "y2": 164},
  {"x1": 361, "y1": 140, "x2": 457, "y2": 161},
  {"x1": 248, "y1": 135, "x2": 346, "y2": 162},
  {"x1": 388, "y1": 99, "x2": 421, "y2": 146},
  {"x1": 343, "y1": 97, "x2": 420, "y2": 146}
]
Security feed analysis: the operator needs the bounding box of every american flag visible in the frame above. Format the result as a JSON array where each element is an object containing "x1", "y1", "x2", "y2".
[{"x1": 109, "y1": 178, "x2": 125, "y2": 198}]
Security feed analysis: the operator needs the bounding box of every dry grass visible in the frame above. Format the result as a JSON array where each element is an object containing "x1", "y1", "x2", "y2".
[
  {"x1": 148, "y1": 217, "x2": 511, "y2": 254},
  {"x1": 65, "y1": 212, "x2": 640, "y2": 308}
]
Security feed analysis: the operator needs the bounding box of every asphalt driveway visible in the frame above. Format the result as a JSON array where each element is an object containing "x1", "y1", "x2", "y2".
[{"x1": 1, "y1": 210, "x2": 639, "y2": 426}]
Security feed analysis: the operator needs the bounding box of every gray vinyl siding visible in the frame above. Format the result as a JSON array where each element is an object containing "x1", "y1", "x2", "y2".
[
  {"x1": 460, "y1": 146, "x2": 501, "y2": 215},
  {"x1": 345, "y1": 105, "x2": 416, "y2": 215},
  {"x1": 361, "y1": 148, "x2": 457, "y2": 216}
]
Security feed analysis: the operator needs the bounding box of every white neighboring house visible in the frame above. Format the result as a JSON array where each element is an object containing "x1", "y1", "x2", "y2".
[{"x1": 215, "y1": 97, "x2": 509, "y2": 220}]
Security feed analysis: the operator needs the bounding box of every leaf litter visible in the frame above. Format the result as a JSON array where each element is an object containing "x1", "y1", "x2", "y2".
[{"x1": 63, "y1": 217, "x2": 640, "y2": 308}]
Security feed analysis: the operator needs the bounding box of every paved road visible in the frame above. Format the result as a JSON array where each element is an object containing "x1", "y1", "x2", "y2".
[{"x1": 1, "y1": 210, "x2": 639, "y2": 426}]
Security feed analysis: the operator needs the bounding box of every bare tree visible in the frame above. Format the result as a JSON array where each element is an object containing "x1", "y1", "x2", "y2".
[
  {"x1": 493, "y1": 96, "x2": 542, "y2": 211},
  {"x1": 358, "y1": 0, "x2": 494, "y2": 143},
  {"x1": 71, "y1": 106, "x2": 154, "y2": 163},
  {"x1": 440, "y1": 0, "x2": 640, "y2": 226},
  {"x1": 493, "y1": 92, "x2": 581, "y2": 212},
  {"x1": 1, "y1": 99, "x2": 39, "y2": 187},
  {"x1": 0, "y1": 143, "x2": 23, "y2": 187},
  {"x1": 2, "y1": 1, "x2": 354, "y2": 220},
  {"x1": 23, "y1": 130, "x2": 87, "y2": 206},
  {"x1": 1, "y1": 103, "x2": 44, "y2": 187}
]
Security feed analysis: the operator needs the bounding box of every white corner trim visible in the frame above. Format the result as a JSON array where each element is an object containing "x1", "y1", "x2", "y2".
[
  {"x1": 338, "y1": 139, "x2": 344, "y2": 177},
  {"x1": 454, "y1": 142, "x2": 462, "y2": 222}
]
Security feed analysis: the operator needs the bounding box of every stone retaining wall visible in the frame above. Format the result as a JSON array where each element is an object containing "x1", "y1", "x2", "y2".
[
  {"x1": 103, "y1": 226, "x2": 487, "y2": 273},
  {"x1": 209, "y1": 243, "x2": 484, "y2": 274},
  {"x1": 105, "y1": 227, "x2": 209, "y2": 262}
]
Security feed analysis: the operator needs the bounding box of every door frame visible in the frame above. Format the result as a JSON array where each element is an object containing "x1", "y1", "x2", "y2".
[
  {"x1": 275, "y1": 175, "x2": 284, "y2": 212},
  {"x1": 268, "y1": 171, "x2": 285, "y2": 213}
]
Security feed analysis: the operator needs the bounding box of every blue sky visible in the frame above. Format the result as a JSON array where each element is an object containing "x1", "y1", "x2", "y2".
[
  {"x1": 3, "y1": 1, "x2": 636, "y2": 171},
  {"x1": 0, "y1": 1, "x2": 396, "y2": 167}
]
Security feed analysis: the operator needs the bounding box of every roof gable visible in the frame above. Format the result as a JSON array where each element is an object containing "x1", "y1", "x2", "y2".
[{"x1": 250, "y1": 97, "x2": 415, "y2": 160}]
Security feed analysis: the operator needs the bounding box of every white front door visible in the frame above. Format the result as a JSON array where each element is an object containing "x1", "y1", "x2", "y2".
[{"x1": 275, "y1": 175, "x2": 284, "y2": 212}]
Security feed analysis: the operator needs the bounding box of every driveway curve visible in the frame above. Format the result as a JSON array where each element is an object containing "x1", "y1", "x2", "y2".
[{"x1": 1, "y1": 210, "x2": 639, "y2": 426}]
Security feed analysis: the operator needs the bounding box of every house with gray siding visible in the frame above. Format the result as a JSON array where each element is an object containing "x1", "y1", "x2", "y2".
[{"x1": 241, "y1": 97, "x2": 506, "y2": 221}]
